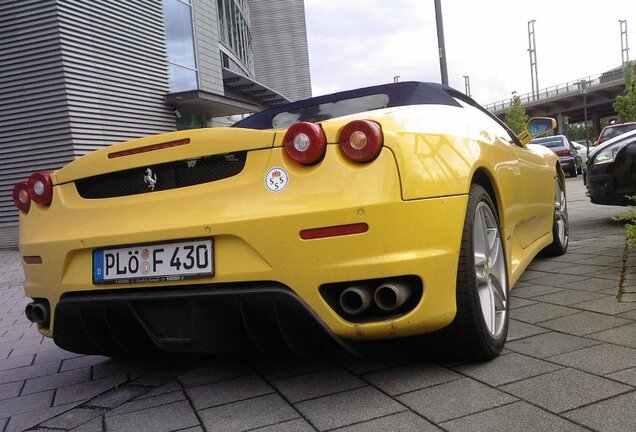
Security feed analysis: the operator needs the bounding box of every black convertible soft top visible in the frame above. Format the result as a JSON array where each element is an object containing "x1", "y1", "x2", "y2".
[{"x1": 233, "y1": 81, "x2": 465, "y2": 130}]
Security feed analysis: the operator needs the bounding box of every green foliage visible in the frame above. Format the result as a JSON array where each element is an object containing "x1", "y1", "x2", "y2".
[
  {"x1": 613, "y1": 61, "x2": 636, "y2": 122},
  {"x1": 614, "y1": 195, "x2": 636, "y2": 246},
  {"x1": 505, "y1": 92, "x2": 528, "y2": 134},
  {"x1": 566, "y1": 122, "x2": 588, "y2": 142}
]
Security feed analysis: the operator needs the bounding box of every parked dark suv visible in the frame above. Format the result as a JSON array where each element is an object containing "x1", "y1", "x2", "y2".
[
  {"x1": 586, "y1": 128, "x2": 636, "y2": 205},
  {"x1": 530, "y1": 135, "x2": 582, "y2": 177}
]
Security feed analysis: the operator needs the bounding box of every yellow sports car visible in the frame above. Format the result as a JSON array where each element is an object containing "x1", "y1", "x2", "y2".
[{"x1": 15, "y1": 82, "x2": 567, "y2": 360}]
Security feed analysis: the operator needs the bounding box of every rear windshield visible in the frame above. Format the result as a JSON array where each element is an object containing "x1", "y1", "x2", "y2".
[
  {"x1": 601, "y1": 124, "x2": 636, "y2": 141},
  {"x1": 272, "y1": 94, "x2": 389, "y2": 128},
  {"x1": 530, "y1": 137, "x2": 565, "y2": 148}
]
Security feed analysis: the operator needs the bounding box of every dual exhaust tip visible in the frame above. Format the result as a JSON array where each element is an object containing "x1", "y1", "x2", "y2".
[
  {"x1": 339, "y1": 281, "x2": 412, "y2": 316},
  {"x1": 25, "y1": 300, "x2": 50, "y2": 328}
]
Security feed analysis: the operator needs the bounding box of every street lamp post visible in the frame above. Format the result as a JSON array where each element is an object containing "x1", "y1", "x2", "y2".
[{"x1": 578, "y1": 80, "x2": 590, "y2": 157}]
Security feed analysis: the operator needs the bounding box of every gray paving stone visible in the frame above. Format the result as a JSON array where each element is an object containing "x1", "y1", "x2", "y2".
[
  {"x1": 453, "y1": 352, "x2": 562, "y2": 386},
  {"x1": 60, "y1": 355, "x2": 110, "y2": 373},
  {"x1": 91, "y1": 359, "x2": 160, "y2": 380},
  {"x1": 606, "y1": 367, "x2": 636, "y2": 386},
  {"x1": 439, "y1": 400, "x2": 587, "y2": 432},
  {"x1": 87, "y1": 385, "x2": 148, "y2": 409},
  {"x1": 22, "y1": 367, "x2": 91, "y2": 395},
  {"x1": 4, "y1": 402, "x2": 80, "y2": 432},
  {"x1": 508, "y1": 297, "x2": 537, "y2": 309},
  {"x1": 134, "y1": 380, "x2": 181, "y2": 400},
  {"x1": 107, "y1": 390, "x2": 185, "y2": 417},
  {"x1": 397, "y1": 378, "x2": 516, "y2": 423},
  {"x1": 517, "y1": 270, "x2": 546, "y2": 282},
  {"x1": 507, "y1": 319, "x2": 550, "y2": 341},
  {"x1": 34, "y1": 348, "x2": 83, "y2": 364},
  {"x1": 561, "y1": 277, "x2": 619, "y2": 293},
  {"x1": 251, "y1": 418, "x2": 316, "y2": 432},
  {"x1": 0, "y1": 354, "x2": 33, "y2": 372},
  {"x1": 618, "y1": 309, "x2": 636, "y2": 320},
  {"x1": 588, "y1": 322, "x2": 636, "y2": 348},
  {"x1": 186, "y1": 374, "x2": 273, "y2": 410},
  {"x1": 105, "y1": 400, "x2": 199, "y2": 432},
  {"x1": 548, "y1": 343, "x2": 636, "y2": 375},
  {"x1": 500, "y1": 368, "x2": 632, "y2": 413},
  {"x1": 574, "y1": 296, "x2": 636, "y2": 314},
  {"x1": 332, "y1": 350, "x2": 413, "y2": 374},
  {"x1": 296, "y1": 386, "x2": 404, "y2": 431},
  {"x1": 331, "y1": 411, "x2": 440, "y2": 432},
  {"x1": 364, "y1": 362, "x2": 461, "y2": 396},
  {"x1": 41, "y1": 407, "x2": 103, "y2": 429},
  {"x1": 510, "y1": 284, "x2": 564, "y2": 299},
  {"x1": 0, "y1": 359, "x2": 59, "y2": 385},
  {"x1": 254, "y1": 358, "x2": 333, "y2": 381},
  {"x1": 526, "y1": 260, "x2": 575, "y2": 272},
  {"x1": 177, "y1": 361, "x2": 251, "y2": 387},
  {"x1": 540, "y1": 311, "x2": 631, "y2": 335},
  {"x1": 54, "y1": 374, "x2": 127, "y2": 406},
  {"x1": 510, "y1": 303, "x2": 579, "y2": 324},
  {"x1": 199, "y1": 393, "x2": 298, "y2": 432},
  {"x1": 0, "y1": 381, "x2": 23, "y2": 401},
  {"x1": 532, "y1": 289, "x2": 607, "y2": 306},
  {"x1": 526, "y1": 274, "x2": 589, "y2": 288},
  {"x1": 272, "y1": 367, "x2": 365, "y2": 403},
  {"x1": 70, "y1": 416, "x2": 104, "y2": 432},
  {"x1": 506, "y1": 332, "x2": 601, "y2": 359},
  {"x1": 0, "y1": 389, "x2": 53, "y2": 417},
  {"x1": 563, "y1": 390, "x2": 636, "y2": 432},
  {"x1": 0, "y1": 418, "x2": 7, "y2": 432}
]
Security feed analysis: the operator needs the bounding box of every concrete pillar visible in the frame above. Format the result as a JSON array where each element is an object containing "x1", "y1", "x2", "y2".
[{"x1": 556, "y1": 112, "x2": 565, "y2": 135}]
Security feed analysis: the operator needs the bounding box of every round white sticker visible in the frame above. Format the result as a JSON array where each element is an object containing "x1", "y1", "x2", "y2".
[{"x1": 265, "y1": 167, "x2": 289, "y2": 192}]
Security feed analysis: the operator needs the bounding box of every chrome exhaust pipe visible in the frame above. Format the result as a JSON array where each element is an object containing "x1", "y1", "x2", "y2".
[
  {"x1": 28, "y1": 302, "x2": 50, "y2": 327},
  {"x1": 25, "y1": 302, "x2": 35, "y2": 323},
  {"x1": 339, "y1": 286, "x2": 372, "y2": 315},
  {"x1": 374, "y1": 282, "x2": 412, "y2": 311}
]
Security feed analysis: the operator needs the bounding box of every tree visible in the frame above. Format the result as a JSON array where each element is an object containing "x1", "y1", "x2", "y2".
[
  {"x1": 505, "y1": 92, "x2": 528, "y2": 134},
  {"x1": 613, "y1": 61, "x2": 636, "y2": 122}
]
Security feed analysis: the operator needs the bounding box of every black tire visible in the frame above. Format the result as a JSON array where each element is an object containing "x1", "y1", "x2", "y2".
[
  {"x1": 569, "y1": 167, "x2": 577, "y2": 177},
  {"x1": 435, "y1": 184, "x2": 509, "y2": 361},
  {"x1": 541, "y1": 175, "x2": 569, "y2": 256}
]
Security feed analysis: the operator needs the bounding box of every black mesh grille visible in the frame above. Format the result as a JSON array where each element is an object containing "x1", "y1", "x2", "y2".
[{"x1": 75, "y1": 152, "x2": 247, "y2": 199}]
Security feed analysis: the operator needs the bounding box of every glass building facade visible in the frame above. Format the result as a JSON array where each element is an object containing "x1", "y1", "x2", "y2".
[{"x1": 164, "y1": 0, "x2": 199, "y2": 92}]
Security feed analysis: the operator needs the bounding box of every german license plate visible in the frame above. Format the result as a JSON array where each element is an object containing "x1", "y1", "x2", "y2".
[{"x1": 93, "y1": 239, "x2": 213, "y2": 284}]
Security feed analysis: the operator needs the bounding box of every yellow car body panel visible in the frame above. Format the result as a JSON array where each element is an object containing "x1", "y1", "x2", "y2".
[{"x1": 17, "y1": 83, "x2": 562, "y2": 355}]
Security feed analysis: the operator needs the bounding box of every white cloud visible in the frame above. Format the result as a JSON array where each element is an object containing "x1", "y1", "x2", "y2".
[{"x1": 305, "y1": 0, "x2": 635, "y2": 105}]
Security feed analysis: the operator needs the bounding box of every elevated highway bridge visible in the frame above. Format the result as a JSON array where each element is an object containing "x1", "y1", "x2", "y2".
[{"x1": 486, "y1": 64, "x2": 632, "y2": 137}]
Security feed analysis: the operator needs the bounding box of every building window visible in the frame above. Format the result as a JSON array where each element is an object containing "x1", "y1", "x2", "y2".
[
  {"x1": 164, "y1": 0, "x2": 199, "y2": 92},
  {"x1": 217, "y1": 0, "x2": 253, "y2": 74}
]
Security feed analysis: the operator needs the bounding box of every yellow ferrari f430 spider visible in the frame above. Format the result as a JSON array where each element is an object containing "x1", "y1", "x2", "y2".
[{"x1": 15, "y1": 82, "x2": 566, "y2": 360}]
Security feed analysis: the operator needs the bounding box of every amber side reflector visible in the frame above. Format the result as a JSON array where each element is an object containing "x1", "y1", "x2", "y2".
[
  {"x1": 300, "y1": 223, "x2": 369, "y2": 240},
  {"x1": 23, "y1": 256, "x2": 43, "y2": 264},
  {"x1": 108, "y1": 138, "x2": 190, "y2": 159}
]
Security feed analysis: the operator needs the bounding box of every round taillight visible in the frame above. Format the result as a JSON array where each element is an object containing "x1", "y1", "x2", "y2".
[
  {"x1": 339, "y1": 120, "x2": 383, "y2": 162},
  {"x1": 283, "y1": 122, "x2": 326, "y2": 165},
  {"x1": 13, "y1": 181, "x2": 31, "y2": 213},
  {"x1": 27, "y1": 172, "x2": 53, "y2": 205}
]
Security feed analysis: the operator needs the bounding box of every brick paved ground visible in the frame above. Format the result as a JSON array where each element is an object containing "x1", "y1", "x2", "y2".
[{"x1": 1, "y1": 178, "x2": 635, "y2": 432}]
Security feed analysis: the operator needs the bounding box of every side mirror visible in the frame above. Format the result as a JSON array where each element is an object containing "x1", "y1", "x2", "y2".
[{"x1": 517, "y1": 117, "x2": 557, "y2": 145}]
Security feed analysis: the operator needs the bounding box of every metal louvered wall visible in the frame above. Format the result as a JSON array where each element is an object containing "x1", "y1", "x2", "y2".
[
  {"x1": 248, "y1": 0, "x2": 311, "y2": 101},
  {"x1": 0, "y1": 0, "x2": 175, "y2": 248}
]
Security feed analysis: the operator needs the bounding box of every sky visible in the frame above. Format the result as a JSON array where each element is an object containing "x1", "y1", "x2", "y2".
[{"x1": 304, "y1": 0, "x2": 635, "y2": 106}]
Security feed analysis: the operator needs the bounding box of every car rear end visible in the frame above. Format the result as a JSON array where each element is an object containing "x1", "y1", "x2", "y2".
[
  {"x1": 530, "y1": 136, "x2": 577, "y2": 175},
  {"x1": 15, "y1": 116, "x2": 467, "y2": 356}
]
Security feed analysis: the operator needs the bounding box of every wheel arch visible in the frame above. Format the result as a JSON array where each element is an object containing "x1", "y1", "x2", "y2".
[{"x1": 471, "y1": 168, "x2": 503, "y2": 225}]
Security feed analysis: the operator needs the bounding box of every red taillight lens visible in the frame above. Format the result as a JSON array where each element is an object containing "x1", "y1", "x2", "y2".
[
  {"x1": 283, "y1": 122, "x2": 326, "y2": 165},
  {"x1": 27, "y1": 172, "x2": 53, "y2": 205},
  {"x1": 556, "y1": 149, "x2": 571, "y2": 157},
  {"x1": 13, "y1": 181, "x2": 31, "y2": 213},
  {"x1": 339, "y1": 120, "x2": 383, "y2": 162}
]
